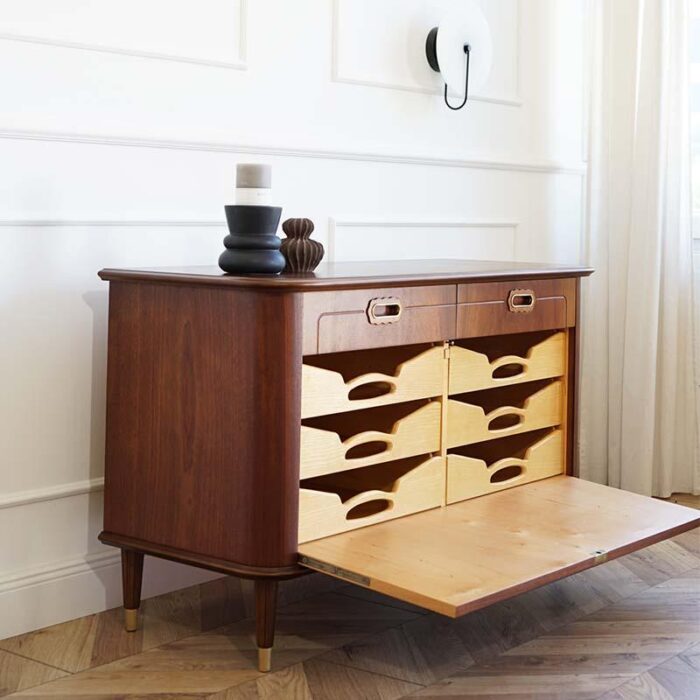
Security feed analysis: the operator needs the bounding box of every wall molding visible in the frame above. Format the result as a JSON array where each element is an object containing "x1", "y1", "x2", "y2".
[
  {"x1": 328, "y1": 218, "x2": 519, "y2": 262},
  {"x1": 0, "y1": 219, "x2": 221, "y2": 228},
  {"x1": 0, "y1": 548, "x2": 117, "y2": 594},
  {"x1": 330, "y1": 0, "x2": 522, "y2": 107},
  {"x1": 0, "y1": 127, "x2": 587, "y2": 176},
  {"x1": 0, "y1": 0, "x2": 247, "y2": 70},
  {"x1": 0, "y1": 477, "x2": 104, "y2": 510}
]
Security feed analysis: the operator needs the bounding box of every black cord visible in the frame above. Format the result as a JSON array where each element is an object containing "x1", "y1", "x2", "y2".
[{"x1": 444, "y1": 44, "x2": 471, "y2": 111}]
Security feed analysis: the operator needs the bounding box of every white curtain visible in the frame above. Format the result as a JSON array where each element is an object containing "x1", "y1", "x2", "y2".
[{"x1": 579, "y1": 0, "x2": 699, "y2": 497}]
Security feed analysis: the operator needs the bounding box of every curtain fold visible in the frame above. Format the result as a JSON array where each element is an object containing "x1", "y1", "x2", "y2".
[{"x1": 579, "y1": 0, "x2": 699, "y2": 497}]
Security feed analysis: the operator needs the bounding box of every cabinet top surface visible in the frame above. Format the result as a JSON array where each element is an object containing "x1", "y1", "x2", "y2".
[{"x1": 99, "y1": 259, "x2": 593, "y2": 291}]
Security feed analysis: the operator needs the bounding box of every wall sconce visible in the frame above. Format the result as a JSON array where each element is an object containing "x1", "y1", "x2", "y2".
[{"x1": 425, "y1": 4, "x2": 492, "y2": 111}]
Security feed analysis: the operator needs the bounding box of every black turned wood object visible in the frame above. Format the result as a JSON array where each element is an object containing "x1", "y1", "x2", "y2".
[
  {"x1": 219, "y1": 205, "x2": 285, "y2": 274},
  {"x1": 281, "y1": 218, "x2": 324, "y2": 273}
]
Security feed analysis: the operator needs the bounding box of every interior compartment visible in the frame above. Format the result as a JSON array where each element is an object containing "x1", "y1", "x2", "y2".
[
  {"x1": 300, "y1": 399, "x2": 442, "y2": 478},
  {"x1": 449, "y1": 331, "x2": 566, "y2": 394},
  {"x1": 447, "y1": 380, "x2": 563, "y2": 449},
  {"x1": 302, "y1": 343, "x2": 444, "y2": 419},
  {"x1": 446, "y1": 428, "x2": 564, "y2": 503},
  {"x1": 298, "y1": 455, "x2": 444, "y2": 543}
]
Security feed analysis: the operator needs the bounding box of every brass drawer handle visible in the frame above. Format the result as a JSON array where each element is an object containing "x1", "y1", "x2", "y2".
[
  {"x1": 508, "y1": 289, "x2": 536, "y2": 313},
  {"x1": 367, "y1": 297, "x2": 403, "y2": 325}
]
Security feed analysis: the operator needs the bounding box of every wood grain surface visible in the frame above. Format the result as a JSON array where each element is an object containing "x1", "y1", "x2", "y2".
[
  {"x1": 102, "y1": 281, "x2": 303, "y2": 569},
  {"x1": 298, "y1": 476, "x2": 700, "y2": 617}
]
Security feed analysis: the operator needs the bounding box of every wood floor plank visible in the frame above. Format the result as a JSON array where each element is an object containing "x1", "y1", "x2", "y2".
[
  {"x1": 0, "y1": 572, "x2": 340, "y2": 676},
  {"x1": 5, "y1": 592, "x2": 418, "y2": 698},
  {"x1": 0, "y1": 651, "x2": 67, "y2": 698},
  {"x1": 408, "y1": 552, "x2": 700, "y2": 699},
  {"x1": 212, "y1": 658, "x2": 422, "y2": 699},
  {"x1": 0, "y1": 577, "x2": 247, "y2": 674},
  {"x1": 617, "y1": 540, "x2": 700, "y2": 586}
]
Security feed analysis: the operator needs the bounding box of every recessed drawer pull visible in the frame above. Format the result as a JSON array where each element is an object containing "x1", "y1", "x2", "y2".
[
  {"x1": 343, "y1": 490, "x2": 396, "y2": 519},
  {"x1": 343, "y1": 431, "x2": 394, "y2": 460},
  {"x1": 346, "y1": 374, "x2": 398, "y2": 400},
  {"x1": 367, "y1": 297, "x2": 403, "y2": 325},
  {"x1": 491, "y1": 355, "x2": 527, "y2": 381},
  {"x1": 508, "y1": 289, "x2": 536, "y2": 313},
  {"x1": 486, "y1": 407, "x2": 526, "y2": 432}
]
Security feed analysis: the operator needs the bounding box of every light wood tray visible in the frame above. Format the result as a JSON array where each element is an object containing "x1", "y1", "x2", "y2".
[
  {"x1": 302, "y1": 346, "x2": 444, "y2": 419},
  {"x1": 298, "y1": 456, "x2": 443, "y2": 543},
  {"x1": 449, "y1": 332, "x2": 565, "y2": 395},
  {"x1": 447, "y1": 381, "x2": 563, "y2": 448},
  {"x1": 301, "y1": 401, "x2": 442, "y2": 479},
  {"x1": 447, "y1": 429, "x2": 564, "y2": 503}
]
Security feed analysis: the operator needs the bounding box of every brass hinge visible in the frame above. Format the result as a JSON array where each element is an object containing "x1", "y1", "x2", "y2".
[
  {"x1": 299, "y1": 555, "x2": 370, "y2": 586},
  {"x1": 592, "y1": 549, "x2": 608, "y2": 564}
]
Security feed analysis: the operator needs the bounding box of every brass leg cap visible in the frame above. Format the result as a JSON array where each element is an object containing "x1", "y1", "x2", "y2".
[
  {"x1": 258, "y1": 647, "x2": 272, "y2": 673},
  {"x1": 124, "y1": 608, "x2": 139, "y2": 632}
]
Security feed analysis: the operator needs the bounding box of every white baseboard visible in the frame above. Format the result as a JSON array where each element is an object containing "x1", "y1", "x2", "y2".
[{"x1": 0, "y1": 550, "x2": 220, "y2": 640}]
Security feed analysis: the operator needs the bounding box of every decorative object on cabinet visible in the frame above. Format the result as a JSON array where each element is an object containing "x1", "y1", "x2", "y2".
[
  {"x1": 97, "y1": 259, "x2": 700, "y2": 674},
  {"x1": 281, "y1": 218, "x2": 324, "y2": 272},
  {"x1": 426, "y1": 2, "x2": 493, "y2": 110},
  {"x1": 218, "y1": 163, "x2": 285, "y2": 274}
]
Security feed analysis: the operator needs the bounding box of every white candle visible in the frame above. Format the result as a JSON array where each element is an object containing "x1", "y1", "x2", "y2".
[{"x1": 235, "y1": 163, "x2": 272, "y2": 206}]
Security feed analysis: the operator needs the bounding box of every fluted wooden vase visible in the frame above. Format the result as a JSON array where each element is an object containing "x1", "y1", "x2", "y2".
[{"x1": 280, "y1": 218, "x2": 324, "y2": 273}]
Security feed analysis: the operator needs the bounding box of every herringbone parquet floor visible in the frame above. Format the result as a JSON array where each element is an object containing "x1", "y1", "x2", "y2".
[{"x1": 0, "y1": 495, "x2": 698, "y2": 699}]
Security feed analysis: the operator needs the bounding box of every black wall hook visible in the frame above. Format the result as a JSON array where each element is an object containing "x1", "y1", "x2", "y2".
[
  {"x1": 426, "y1": 27, "x2": 472, "y2": 112},
  {"x1": 444, "y1": 44, "x2": 471, "y2": 110}
]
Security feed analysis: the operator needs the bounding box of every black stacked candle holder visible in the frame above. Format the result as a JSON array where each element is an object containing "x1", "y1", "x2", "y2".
[{"x1": 218, "y1": 205, "x2": 285, "y2": 275}]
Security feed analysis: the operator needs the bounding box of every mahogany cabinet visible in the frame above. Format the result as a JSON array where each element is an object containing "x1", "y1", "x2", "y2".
[{"x1": 98, "y1": 260, "x2": 700, "y2": 672}]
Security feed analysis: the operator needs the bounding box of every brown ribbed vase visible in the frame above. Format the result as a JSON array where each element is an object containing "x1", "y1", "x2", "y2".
[{"x1": 280, "y1": 218, "x2": 324, "y2": 273}]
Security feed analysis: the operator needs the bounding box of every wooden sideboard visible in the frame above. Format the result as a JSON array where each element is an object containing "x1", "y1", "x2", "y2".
[{"x1": 97, "y1": 260, "x2": 700, "y2": 672}]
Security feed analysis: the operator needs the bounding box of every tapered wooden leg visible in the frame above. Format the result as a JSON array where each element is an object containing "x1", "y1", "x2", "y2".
[
  {"x1": 255, "y1": 579, "x2": 278, "y2": 672},
  {"x1": 121, "y1": 549, "x2": 144, "y2": 632}
]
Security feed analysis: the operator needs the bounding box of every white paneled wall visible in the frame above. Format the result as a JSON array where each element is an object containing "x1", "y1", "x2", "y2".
[{"x1": 0, "y1": 0, "x2": 587, "y2": 637}]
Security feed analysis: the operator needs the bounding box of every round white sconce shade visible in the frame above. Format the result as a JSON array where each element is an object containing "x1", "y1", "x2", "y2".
[{"x1": 426, "y1": 1, "x2": 493, "y2": 109}]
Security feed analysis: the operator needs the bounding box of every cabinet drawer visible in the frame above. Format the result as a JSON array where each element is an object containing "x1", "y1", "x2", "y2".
[
  {"x1": 456, "y1": 279, "x2": 575, "y2": 338},
  {"x1": 447, "y1": 381, "x2": 563, "y2": 449},
  {"x1": 449, "y1": 331, "x2": 566, "y2": 394},
  {"x1": 302, "y1": 345, "x2": 445, "y2": 419},
  {"x1": 303, "y1": 285, "x2": 456, "y2": 354},
  {"x1": 300, "y1": 400, "x2": 441, "y2": 478},
  {"x1": 298, "y1": 455, "x2": 443, "y2": 543},
  {"x1": 447, "y1": 429, "x2": 564, "y2": 504}
]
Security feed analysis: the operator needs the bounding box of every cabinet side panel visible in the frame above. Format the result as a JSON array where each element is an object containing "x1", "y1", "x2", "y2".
[{"x1": 103, "y1": 282, "x2": 301, "y2": 568}]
